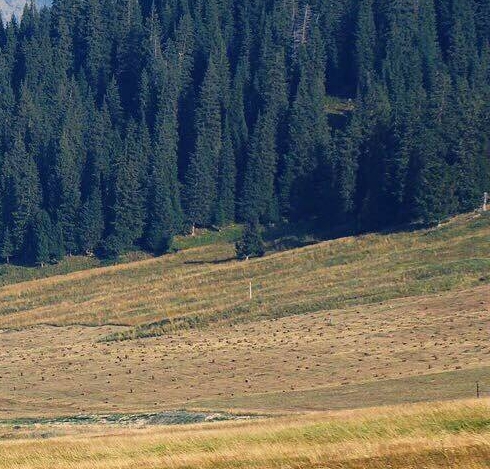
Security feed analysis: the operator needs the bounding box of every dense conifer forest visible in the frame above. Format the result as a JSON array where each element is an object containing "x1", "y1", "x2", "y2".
[{"x1": 0, "y1": 0, "x2": 489, "y2": 265}]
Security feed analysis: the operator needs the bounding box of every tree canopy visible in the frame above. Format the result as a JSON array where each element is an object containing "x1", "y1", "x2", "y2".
[{"x1": 0, "y1": 0, "x2": 488, "y2": 265}]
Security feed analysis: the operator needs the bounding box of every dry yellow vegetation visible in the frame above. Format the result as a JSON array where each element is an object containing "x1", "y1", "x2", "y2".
[
  {"x1": 1, "y1": 399, "x2": 489, "y2": 469},
  {"x1": 0, "y1": 213, "x2": 490, "y2": 468},
  {"x1": 0, "y1": 284, "x2": 489, "y2": 418},
  {"x1": 0, "y1": 212, "x2": 488, "y2": 334},
  {"x1": 0, "y1": 213, "x2": 489, "y2": 417}
]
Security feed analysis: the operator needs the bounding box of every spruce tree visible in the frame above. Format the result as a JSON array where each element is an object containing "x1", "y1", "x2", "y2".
[
  {"x1": 355, "y1": 0, "x2": 377, "y2": 93},
  {"x1": 279, "y1": 26, "x2": 332, "y2": 220},
  {"x1": 0, "y1": 227, "x2": 13, "y2": 264},
  {"x1": 1, "y1": 133, "x2": 41, "y2": 255},
  {"x1": 49, "y1": 127, "x2": 83, "y2": 256},
  {"x1": 145, "y1": 102, "x2": 181, "y2": 253},
  {"x1": 30, "y1": 210, "x2": 52, "y2": 267},
  {"x1": 78, "y1": 178, "x2": 104, "y2": 255},
  {"x1": 447, "y1": 0, "x2": 479, "y2": 82},
  {"x1": 241, "y1": 110, "x2": 279, "y2": 223},
  {"x1": 235, "y1": 220, "x2": 265, "y2": 260},
  {"x1": 184, "y1": 51, "x2": 223, "y2": 228},
  {"x1": 104, "y1": 120, "x2": 145, "y2": 256},
  {"x1": 215, "y1": 121, "x2": 236, "y2": 225}
]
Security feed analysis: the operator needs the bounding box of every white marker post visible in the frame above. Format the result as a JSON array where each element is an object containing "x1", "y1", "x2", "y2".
[
  {"x1": 484, "y1": 192, "x2": 489, "y2": 212},
  {"x1": 249, "y1": 281, "x2": 253, "y2": 300}
]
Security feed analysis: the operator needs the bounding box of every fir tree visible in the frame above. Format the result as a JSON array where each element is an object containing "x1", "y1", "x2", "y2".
[
  {"x1": 49, "y1": 126, "x2": 83, "y2": 255},
  {"x1": 78, "y1": 177, "x2": 104, "y2": 255},
  {"x1": 241, "y1": 110, "x2": 279, "y2": 223},
  {"x1": 30, "y1": 210, "x2": 52, "y2": 267},
  {"x1": 215, "y1": 120, "x2": 236, "y2": 225},
  {"x1": 105, "y1": 120, "x2": 145, "y2": 256},
  {"x1": 280, "y1": 26, "x2": 332, "y2": 220},
  {"x1": 184, "y1": 51, "x2": 223, "y2": 228},
  {"x1": 235, "y1": 220, "x2": 265, "y2": 260},
  {"x1": 355, "y1": 0, "x2": 377, "y2": 93},
  {"x1": 1, "y1": 133, "x2": 41, "y2": 255}
]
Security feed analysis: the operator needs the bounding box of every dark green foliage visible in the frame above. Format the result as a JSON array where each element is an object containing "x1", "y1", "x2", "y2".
[
  {"x1": 29, "y1": 210, "x2": 53, "y2": 266},
  {"x1": 0, "y1": 227, "x2": 14, "y2": 264},
  {"x1": 215, "y1": 121, "x2": 236, "y2": 226},
  {"x1": 78, "y1": 178, "x2": 104, "y2": 254},
  {"x1": 184, "y1": 50, "x2": 225, "y2": 227},
  {"x1": 1, "y1": 133, "x2": 41, "y2": 256},
  {"x1": 355, "y1": 0, "x2": 376, "y2": 93},
  {"x1": 105, "y1": 120, "x2": 145, "y2": 255},
  {"x1": 235, "y1": 220, "x2": 265, "y2": 260},
  {"x1": 241, "y1": 111, "x2": 279, "y2": 223},
  {"x1": 0, "y1": 0, "x2": 486, "y2": 263},
  {"x1": 49, "y1": 117, "x2": 83, "y2": 255}
]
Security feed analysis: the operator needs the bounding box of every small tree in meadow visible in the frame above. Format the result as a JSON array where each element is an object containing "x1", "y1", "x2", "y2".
[{"x1": 236, "y1": 221, "x2": 265, "y2": 260}]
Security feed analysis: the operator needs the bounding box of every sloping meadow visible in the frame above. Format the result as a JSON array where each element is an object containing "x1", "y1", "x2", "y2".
[{"x1": 0, "y1": 213, "x2": 488, "y2": 339}]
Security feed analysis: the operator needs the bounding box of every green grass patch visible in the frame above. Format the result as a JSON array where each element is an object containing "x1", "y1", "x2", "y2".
[{"x1": 172, "y1": 225, "x2": 243, "y2": 251}]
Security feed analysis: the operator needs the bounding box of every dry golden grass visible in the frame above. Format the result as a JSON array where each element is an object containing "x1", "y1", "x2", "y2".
[
  {"x1": 1, "y1": 212, "x2": 490, "y2": 469},
  {"x1": 1, "y1": 282, "x2": 489, "y2": 418},
  {"x1": 0, "y1": 212, "x2": 488, "y2": 330},
  {"x1": 1, "y1": 399, "x2": 489, "y2": 468}
]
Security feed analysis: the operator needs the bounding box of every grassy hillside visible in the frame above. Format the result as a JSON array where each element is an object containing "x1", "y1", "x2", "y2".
[
  {"x1": 1, "y1": 283, "x2": 488, "y2": 418},
  {"x1": 1, "y1": 212, "x2": 490, "y2": 468},
  {"x1": 0, "y1": 212, "x2": 489, "y2": 420},
  {"x1": 1, "y1": 399, "x2": 489, "y2": 468},
  {"x1": 0, "y1": 212, "x2": 488, "y2": 335}
]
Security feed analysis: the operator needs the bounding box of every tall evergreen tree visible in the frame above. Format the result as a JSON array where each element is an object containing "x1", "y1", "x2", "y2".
[
  {"x1": 215, "y1": 120, "x2": 236, "y2": 225},
  {"x1": 145, "y1": 65, "x2": 182, "y2": 253},
  {"x1": 29, "y1": 209, "x2": 52, "y2": 266},
  {"x1": 279, "y1": 26, "x2": 332, "y2": 220},
  {"x1": 1, "y1": 133, "x2": 41, "y2": 255},
  {"x1": 355, "y1": 0, "x2": 377, "y2": 93},
  {"x1": 0, "y1": 227, "x2": 13, "y2": 264},
  {"x1": 104, "y1": 120, "x2": 145, "y2": 256},
  {"x1": 241, "y1": 110, "x2": 279, "y2": 222},
  {"x1": 184, "y1": 51, "x2": 223, "y2": 228},
  {"x1": 78, "y1": 175, "x2": 104, "y2": 255}
]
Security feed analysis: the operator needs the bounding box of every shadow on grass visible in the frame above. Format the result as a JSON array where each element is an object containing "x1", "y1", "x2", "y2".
[{"x1": 183, "y1": 257, "x2": 237, "y2": 266}]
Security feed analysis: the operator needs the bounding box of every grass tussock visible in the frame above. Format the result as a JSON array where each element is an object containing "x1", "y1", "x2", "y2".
[{"x1": 1, "y1": 399, "x2": 489, "y2": 469}]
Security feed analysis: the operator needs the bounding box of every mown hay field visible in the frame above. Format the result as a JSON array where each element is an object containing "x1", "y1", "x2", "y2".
[
  {"x1": 1, "y1": 212, "x2": 490, "y2": 468},
  {"x1": 0, "y1": 252, "x2": 489, "y2": 418}
]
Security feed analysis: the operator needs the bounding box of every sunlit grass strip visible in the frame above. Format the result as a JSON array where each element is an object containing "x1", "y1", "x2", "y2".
[
  {"x1": 0, "y1": 212, "x2": 488, "y2": 332},
  {"x1": 0, "y1": 399, "x2": 489, "y2": 469}
]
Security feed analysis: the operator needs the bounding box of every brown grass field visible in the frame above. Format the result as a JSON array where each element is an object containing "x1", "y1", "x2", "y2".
[
  {"x1": 1, "y1": 399, "x2": 490, "y2": 468},
  {"x1": 0, "y1": 213, "x2": 489, "y2": 467}
]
